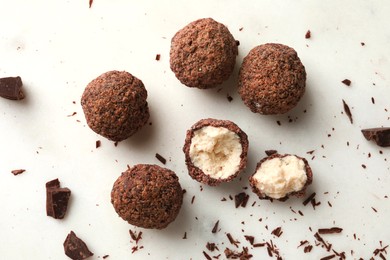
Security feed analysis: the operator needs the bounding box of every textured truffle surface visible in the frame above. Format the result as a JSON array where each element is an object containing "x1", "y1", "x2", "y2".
[
  {"x1": 170, "y1": 18, "x2": 238, "y2": 89},
  {"x1": 81, "y1": 71, "x2": 149, "y2": 142},
  {"x1": 183, "y1": 118, "x2": 249, "y2": 186},
  {"x1": 111, "y1": 164, "x2": 183, "y2": 229},
  {"x1": 238, "y1": 43, "x2": 306, "y2": 114},
  {"x1": 249, "y1": 154, "x2": 313, "y2": 201}
]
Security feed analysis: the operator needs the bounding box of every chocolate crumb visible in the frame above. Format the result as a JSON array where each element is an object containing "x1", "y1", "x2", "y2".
[
  {"x1": 362, "y1": 164, "x2": 367, "y2": 169},
  {"x1": 0, "y1": 76, "x2": 25, "y2": 100},
  {"x1": 318, "y1": 227, "x2": 343, "y2": 234},
  {"x1": 271, "y1": 227, "x2": 283, "y2": 237},
  {"x1": 155, "y1": 54, "x2": 161, "y2": 61},
  {"x1": 239, "y1": 27, "x2": 243, "y2": 31},
  {"x1": 63, "y1": 231, "x2": 93, "y2": 260},
  {"x1": 341, "y1": 79, "x2": 351, "y2": 86},
  {"x1": 226, "y1": 233, "x2": 240, "y2": 247},
  {"x1": 206, "y1": 242, "x2": 217, "y2": 252},
  {"x1": 305, "y1": 30, "x2": 311, "y2": 39},
  {"x1": 303, "y1": 192, "x2": 316, "y2": 206},
  {"x1": 212, "y1": 221, "x2": 219, "y2": 233},
  {"x1": 191, "y1": 195, "x2": 195, "y2": 204},
  {"x1": 227, "y1": 94, "x2": 233, "y2": 102},
  {"x1": 342, "y1": 99, "x2": 353, "y2": 124},
  {"x1": 265, "y1": 150, "x2": 277, "y2": 156},
  {"x1": 89, "y1": 0, "x2": 93, "y2": 8},
  {"x1": 102, "y1": 255, "x2": 109, "y2": 259},
  {"x1": 244, "y1": 235, "x2": 255, "y2": 245},
  {"x1": 114, "y1": 142, "x2": 118, "y2": 147},
  {"x1": 298, "y1": 210, "x2": 304, "y2": 216},
  {"x1": 320, "y1": 254, "x2": 336, "y2": 260},
  {"x1": 276, "y1": 121, "x2": 281, "y2": 126},
  {"x1": 96, "y1": 140, "x2": 101, "y2": 148},
  {"x1": 304, "y1": 245, "x2": 313, "y2": 253},
  {"x1": 235, "y1": 40, "x2": 240, "y2": 46},
  {"x1": 372, "y1": 207, "x2": 378, "y2": 213},
  {"x1": 314, "y1": 232, "x2": 332, "y2": 251},
  {"x1": 371, "y1": 97, "x2": 375, "y2": 104},
  {"x1": 253, "y1": 243, "x2": 265, "y2": 248},
  {"x1": 234, "y1": 192, "x2": 249, "y2": 208},
  {"x1": 11, "y1": 169, "x2": 25, "y2": 175},
  {"x1": 155, "y1": 153, "x2": 167, "y2": 164}
]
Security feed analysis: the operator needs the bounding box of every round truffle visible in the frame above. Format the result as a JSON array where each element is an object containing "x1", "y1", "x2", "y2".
[
  {"x1": 170, "y1": 18, "x2": 238, "y2": 89},
  {"x1": 81, "y1": 70, "x2": 149, "y2": 142},
  {"x1": 238, "y1": 43, "x2": 306, "y2": 114},
  {"x1": 249, "y1": 154, "x2": 313, "y2": 201},
  {"x1": 183, "y1": 118, "x2": 249, "y2": 186},
  {"x1": 111, "y1": 164, "x2": 183, "y2": 229}
]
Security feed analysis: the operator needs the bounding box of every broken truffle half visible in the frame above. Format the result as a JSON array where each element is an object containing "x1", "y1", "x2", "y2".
[
  {"x1": 238, "y1": 43, "x2": 306, "y2": 114},
  {"x1": 249, "y1": 154, "x2": 313, "y2": 200},
  {"x1": 111, "y1": 164, "x2": 183, "y2": 229},
  {"x1": 81, "y1": 70, "x2": 149, "y2": 142},
  {"x1": 183, "y1": 118, "x2": 249, "y2": 186},
  {"x1": 170, "y1": 18, "x2": 238, "y2": 89}
]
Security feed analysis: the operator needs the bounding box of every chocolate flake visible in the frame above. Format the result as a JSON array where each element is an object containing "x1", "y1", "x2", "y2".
[
  {"x1": 341, "y1": 79, "x2": 351, "y2": 86},
  {"x1": 89, "y1": 0, "x2": 93, "y2": 8},
  {"x1": 203, "y1": 251, "x2": 212, "y2": 260},
  {"x1": 155, "y1": 54, "x2": 161, "y2": 61},
  {"x1": 212, "y1": 220, "x2": 219, "y2": 233},
  {"x1": 372, "y1": 207, "x2": 378, "y2": 213},
  {"x1": 102, "y1": 255, "x2": 109, "y2": 259},
  {"x1": 361, "y1": 127, "x2": 390, "y2": 147},
  {"x1": 271, "y1": 227, "x2": 283, "y2": 237},
  {"x1": 224, "y1": 247, "x2": 252, "y2": 259},
  {"x1": 63, "y1": 231, "x2": 93, "y2": 260},
  {"x1": 303, "y1": 192, "x2": 316, "y2": 206},
  {"x1": 0, "y1": 76, "x2": 25, "y2": 100},
  {"x1": 67, "y1": 112, "x2": 77, "y2": 117},
  {"x1": 46, "y1": 179, "x2": 71, "y2": 219},
  {"x1": 227, "y1": 94, "x2": 233, "y2": 102},
  {"x1": 318, "y1": 227, "x2": 343, "y2": 234},
  {"x1": 342, "y1": 99, "x2": 353, "y2": 124},
  {"x1": 226, "y1": 233, "x2": 240, "y2": 247},
  {"x1": 244, "y1": 235, "x2": 254, "y2": 245},
  {"x1": 265, "y1": 150, "x2": 277, "y2": 156},
  {"x1": 234, "y1": 192, "x2": 249, "y2": 208},
  {"x1": 320, "y1": 254, "x2": 336, "y2": 260},
  {"x1": 182, "y1": 232, "x2": 187, "y2": 239},
  {"x1": 314, "y1": 232, "x2": 332, "y2": 251},
  {"x1": 155, "y1": 153, "x2": 167, "y2": 164},
  {"x1": 304, "y1": 245, "x2": 313, "y2": 253},
  {"x1": 305, "y1": 30, "x2": 311, "y2": 39},
  {"x1": 11, "y1": 169, "x2": 25, "y2": 175},
  {"x1": 96, "y1": 140, "x2": 101, "y2": 148},
  {"x1": 191, "y1": 195, "x2": 195, "y2": 204},
  {"x1": 371, "y1": 97, "x2": 375, "y2": 104}
]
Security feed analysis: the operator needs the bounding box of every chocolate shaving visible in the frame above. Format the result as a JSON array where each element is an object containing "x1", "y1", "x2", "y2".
[
  {"x1": 303, "y1": 192, "x2": 316, "y2": 206},
  {"x1": 0, "y1": 76, "x2": 24, "y2": 100},
  {"x1": 342, "y1": 99, "x2": 353, "y2": 124},
  {"x1": 361, "y1": 127, "x2": 390, "y2": 147},
  {"x1": 253, "y1": 243, "x2": 265, "y2": 248},
  {"x1": 320, "y1": 254, "x2": 336, "y2": 260},
  {"x1": 305, "y1": 30, "x2": 311, "y2": 39},
  {"x1": 371, "y1": 97, "x2": 375, "y2": 104},
  {"x1": 155, "y1": 153, "x2": 167, "y2": 164},
  {"x1": 244, "y1": 235, "x2": 254, "y2": 245},
  {"x1": 89, "y1": 0, "x2": 93, "y2": 8},
  {"x1": 265, "y1": 150, "x2": 277, "y2": 156},
  {"x1": 234, "y1": 192, "x2": 249, "y2": 208},
  {"x1": 227, "y1": 94, "x2": 233, "y2": 102},
  {"x1": 206, "y1": 242, "x2": 217, "y2": 252},
  {"x1": 212, "y1": 221, "x2": 219, "y2": 233},
  {"x1": 63, "y1": 231, "x2": 93, "y2": 260},
  {"x1": 341, "y1": 79, "x2": 351, "y2": 86},
  {"x1": 11, "y1": 169, "x2": 25, "y2": 175},
  {"x1": 271, "y1": 227, "x2": 283, "y2": 237},
  {"x1": 46, "y1": 179, "x2": 71, "y2": 219},
  {"x1": 203, "y1": 251, "x2": 212, "y2": 260},
  {"x1": 182, "y1": 232, "x2": 187, "y2": 239},
  {"x1": 314, "y1": 232, "x2": 332, "y2": 251},
  {"x1": 96, "y1": 140, "x2": 101, "y2": 148},
  {"x1": 318, "y1": 227, "x2": 343, "y2": 234},
  {"x1": 226, "y1": 233, "x2": 240, "y2": 247},
  {"x1": 102, "y1": 255, "x2": 109, "y2": 259}
]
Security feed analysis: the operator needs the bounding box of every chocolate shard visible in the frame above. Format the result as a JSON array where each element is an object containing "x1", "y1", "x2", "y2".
[
  {"x1": 63, "y1": 231, "x2": 93, "y2": 260},
  {"x1": 46, "y1": 178, "x2": 71, "y2": 219},
  {"x1": 342, "y1": 99, "x2": 353, "y2": 124},
  {"x1": 0, "y1": 76, "x2": 25, "y2": 100},
  {"x1": 361, "y1": 127, "x2": 390, "y2": 147}
]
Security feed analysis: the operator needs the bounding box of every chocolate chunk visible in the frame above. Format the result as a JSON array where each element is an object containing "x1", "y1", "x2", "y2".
[
  {"x1": 341, "y1": 79, "x2": 351, "y2": 86},
  {"x1": 305, "y1": 30, "x2": 311, "y2": 39},
  {"x1": 271, "y1": 227, "x2": 283, "y2": 237},
  {"x1": 89, "y1": 0, "x2": 93, "y2": 8},
  {"x1": 63, "y1": 231, "x2": 93, "y2": 260},
  {"x1": 11, "y1": 169, "x2": 25, "y2": 175},
  {"x1": 342, "y1": 99, "x2": 353, "y2": 124},
  {"x1": 361, "y1": 127, "x2": 390, "y2": 147},
  {"x1": 318, "y1": 227, "x2": 343, "y2": 234},
  {"x1": 46, "y1": 179, "x2": 71, "y2": 219},
  {"x1": 0, "y1": 76, "x2": 25, "y2": 100}
]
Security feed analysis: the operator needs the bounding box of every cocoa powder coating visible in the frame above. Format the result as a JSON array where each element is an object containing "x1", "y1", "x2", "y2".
[
  {"x1": 170, "y1": 18, "x2": 238, "y2": 89},
  {"x1": 111, "y1": 164, "x2": 183, "y2": 229},
  {"x1": 238, "y1": 43, "x2": 306, "y2": 114},
  {"x1": 249, "y1": 153, "x2": 313, "y2": 201},
  {"x1": 81, "y1": 71, "x2": 149, "y2": 142},
  {"x1": 183, "y1": 118, "x2": 249, "y2": 186}
]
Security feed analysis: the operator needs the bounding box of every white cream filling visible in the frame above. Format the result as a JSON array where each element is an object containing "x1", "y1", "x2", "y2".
[
  {"x1": 189, "y1": 126, "x2": 242, "y2": 179},
  {"x1": 252, "y1": 155, "x2": 307, "y2": 199}
]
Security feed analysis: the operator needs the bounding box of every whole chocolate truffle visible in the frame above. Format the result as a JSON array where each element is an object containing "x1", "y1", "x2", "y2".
[
  {"x1": 249, "y1": 153, "x2": 313, "y2": 201},
  {"x1": 170, "y1": 18, "x2": 238, "y2": 89},
  {"x1": 111, "y1": 164, "x2": 183, "y2": 229},
  {"x1": 183, "y1": 118, "x2": 248, "y2": 186},
  {"x1": 238, "y1": 43, "x2": 306, "y2": 114},
  {"x1": 81, "y1": 70, "x2": 149, "y2": 142}
]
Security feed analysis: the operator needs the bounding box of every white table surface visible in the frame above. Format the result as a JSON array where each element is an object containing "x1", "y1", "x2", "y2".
[{"x1": 1, "y1": 0, "x2": 390, "y2": 259}]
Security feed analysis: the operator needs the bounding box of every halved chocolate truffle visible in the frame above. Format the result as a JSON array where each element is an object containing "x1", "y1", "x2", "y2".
[
  {"x1": 183, "y1": 118, "x2": 248, "y2": 186},
  {"x1": 170, "y1": 18, "x2": 238, "y2": 89},
  {"x1": 238, "y1": 43, "x2": 306, "y2": 114},
  {"x1": 81, "y1": 70, "x2": 149, "y2": 142},
  {"x1": 111, "y1": 164, "x2": 183, "y2": 229},
  {"x1": 249, "y1": 153, "x2": 313, "y2": 201}
]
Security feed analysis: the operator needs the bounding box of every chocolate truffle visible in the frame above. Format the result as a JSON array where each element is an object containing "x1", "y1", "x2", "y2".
[
  {"x1": 183, "y1": 118, "x2": 248, "y2": 186},
  {"x1": 111, "y1": 164, "x2": 183, "y2": 229},
  {"x1": 81, "y1": 70, "x2": 149, "y2": 142},
  {"x1": 249, "y1": 154, "x2": 313, "y2": 201},
  {"x1": 170, "y1": 18, "x2": 238, "y2": 89},
  {"x1": 238, "y1": 43, "x2": 306, "y2": 114}
]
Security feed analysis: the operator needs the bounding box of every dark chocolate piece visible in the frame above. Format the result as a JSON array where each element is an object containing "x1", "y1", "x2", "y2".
[
  {"x1": 234, "y1": 192, "x2": 249, "y2": 208},
  {"x1": 342, "y1": 99, "x2": 353, "y2": 124},
  {"x1": 212, "y1": 220, "x2": 219, "y2": 233},
  {"x1": 361, "y1": 127, "x2": 390, "y2": 147},
  {"x1": 11, "y1": 169, "x2": 25, "y2": 175},
  {"x1": 95, "y1": 140, "x2": 101, "y2": 148},
  {"x1": 155, "y1": 153, "x2": 167, "y2": 164},
  {"x1": 271, "y1": 227, "x2": 283, "y2": 237},
  {"x1": 63, "y1": 231, "x2": 93, "y2": 260},
  {"x1": 320, "y1": 254, "x2": 336, "y2": 260},
  {"x1": 265, "y1": 150, "x2": 277, "y2": 156},
  {"x1": 305, "y1": 30, "x2": 311, "y2": 39},
  {"x1": 155, "y1": 54, "x2": 161, "y2": 61},
  {"x1": 341, "y1": 79, "x2": 351, "y2": 86},
  {"x1": 46, "y1": 179, "x2": 71, "y2": 219},
  {"x1": 0, "y1": 76, "x2": 24, "y2": 100},
  {"x1": 203, "y1": 251, "x2": 212, "y2": 260},
  {"x1": 318, "y1": 227, "x2": 343, "y2": 234}
]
